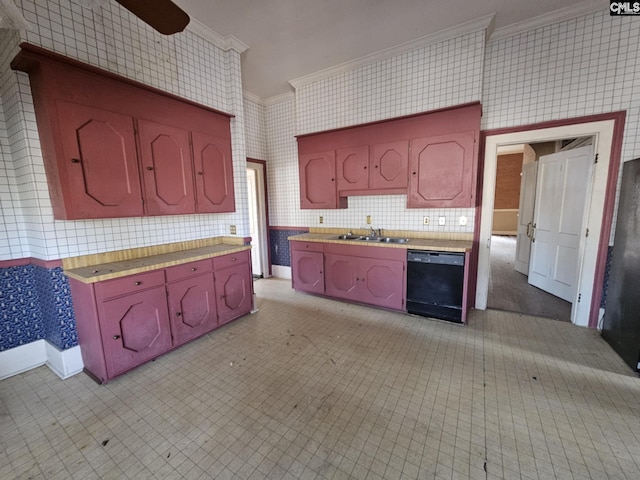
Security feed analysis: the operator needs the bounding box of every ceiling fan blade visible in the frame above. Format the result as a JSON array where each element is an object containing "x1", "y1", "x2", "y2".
[{"x1": 115, "y1": 0, "x2": 189, "y2": 35}]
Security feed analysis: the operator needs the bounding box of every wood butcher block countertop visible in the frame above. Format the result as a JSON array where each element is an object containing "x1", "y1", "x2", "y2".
[
  {"x1": 288, "y1": 228, "x2": 472, "y2": 253},
  {"x1": 63, "y1": 237, "x2": 250, "y2": 284}
]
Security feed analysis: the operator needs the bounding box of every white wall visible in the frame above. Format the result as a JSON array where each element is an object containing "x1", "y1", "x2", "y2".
[{"x1": 0, "y1": 0, "x2": 249, "y2": 262}]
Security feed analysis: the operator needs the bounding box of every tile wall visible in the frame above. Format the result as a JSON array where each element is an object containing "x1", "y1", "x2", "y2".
[
  {"x1": 0, "y1": 0, "x2": 249, "y2": 263},
  {"x1": 295, "y1": 30, "x2": 486, "y2": 135},
  {"x1": 266, "y1": 10, "x2": 640, "y2": 245},
  {"x1": 0, "y1": 0, "x2": 247, "y2": 352},
  {"x1": 483, "y1": 11, "x2": 640, "y2": 243},
  {"x1": 266, "y1": 30, "x2": 487, "y2": 234},
  {"x1": 244, "y1": 96, "x2": 268, "y2": 161}
]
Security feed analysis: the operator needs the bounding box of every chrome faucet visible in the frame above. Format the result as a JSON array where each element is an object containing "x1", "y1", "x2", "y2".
[{"x1": 370, "y1": 227, "x2": 382, "y2": 238}]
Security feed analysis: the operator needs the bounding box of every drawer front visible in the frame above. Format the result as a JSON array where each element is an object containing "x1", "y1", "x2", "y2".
[
  {"x1": 96, "y1": 270, "x2": 165, "y2": 301},
  {"x1": 213, "y1": 249, "x2": 250, "y2": 270},
  {"x1": 165, "y1": 258, "x2": 213, "y2": 283},
  {"x1": 290, "y1": 241, "x2": 324, "y2": 253}
]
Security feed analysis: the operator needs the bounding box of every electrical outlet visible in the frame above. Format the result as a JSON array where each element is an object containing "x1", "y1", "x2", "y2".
[
  {"x1": 423, "y1": 216, "x2": 430, "y2": 225},
  {"x1": 366, "y1": 215, "x2": 371, "y2": 224},
  {"x1": 319, "y1": 216, "x2": 324, "y2": 224},
  {"x1": 438, "y1": 216, "x2": 446, "y2": 226},
  {"x1": 230, "y1": 225, "x2": 236, "y2": 234},
  {"x1": 459, "y1": 216, "x2": 467, "y2": 226}
]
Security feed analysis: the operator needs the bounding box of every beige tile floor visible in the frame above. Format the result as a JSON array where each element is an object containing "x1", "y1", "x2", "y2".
[{"x1": 1, "y1": 278, "x2": 640, "y2": 479}]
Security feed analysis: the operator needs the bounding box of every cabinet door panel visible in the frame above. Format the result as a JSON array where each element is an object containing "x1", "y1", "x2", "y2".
[
  {"x1": 291, "y1": 250, "x2": 324, "y2": 294},
  {"x1": 324, "y1": 254, "x2": 358, "y2": 300},
  {"x1": 100, "y1": 286, "x2": 172, "y2": 377},
  {"x1": 409, "y1": 132, "x2": 475, "y2": 208},
  {"x1": 138, "y1": 119, "x2": 195, "y2": 215},
  {"x1": 192, "y1": 131, "x2": 235, "y2": 213},
  {"x1": 299, "y1": 151, "x2": 338, "y2": 209},
  {"x1": 56, "y1": 101, "x2": 143, "y2": 218},
  {"x1": 167, "y1": 274, "x2": 217, "y2": 346},
  {"x1": 215, "y1": 263, "x2": 252, "y2": 325},
  {"x1": 337, "y1": 145, "x2": 369, "y2": 192},
  {"x1": 370, "y1": 140, "x2": 408, "y2": 190},
  {"x1": 359, "y1": 258, "x2": 404, "y2": 310}
]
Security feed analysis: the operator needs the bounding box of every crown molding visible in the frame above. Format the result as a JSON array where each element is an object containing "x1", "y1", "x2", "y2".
[
  {"x1": 224, "y1": 34, "x2": 249, "y2": 54},
  {"x1": 186, "y1": 18, "x2": 248, "y2": 53},
  {"x1": 243, "y1": 91, "x2": 264, "y2": 106},
  {"x1": 289, "y1": 13, "x2": 495, "y2": 90},
  {"x1": 264, "y1": 91, "x2": 295, "y2": 106},
  {"x1": 489, "y1": 0, "x2": 603, "y2": 41}
]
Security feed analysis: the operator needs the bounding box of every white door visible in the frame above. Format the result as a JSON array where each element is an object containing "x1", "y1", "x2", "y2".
[
  {"x1": 515, "y1": 161, "x2": 538, "y2": 275},
  {"x1": 246, "y1": 168, "x2": 262, "y2": 276},
  {"x1": 528, "y1": 146, "x2": 594, "y2": 302}
]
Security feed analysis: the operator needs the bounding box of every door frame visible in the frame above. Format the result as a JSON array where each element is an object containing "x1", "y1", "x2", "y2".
[
  {"x1": 474, "y1": 112, "x2": 626, "y2": 328},
  {"x1": 247, "y1": 159, "x2": 271, "y2": 277}
]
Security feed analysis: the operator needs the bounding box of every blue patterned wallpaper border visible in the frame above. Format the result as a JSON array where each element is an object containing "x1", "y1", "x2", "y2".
[
  {"x1": 269, "y1": 228, "x2": 309, "y2": 267},
  {"x1": 0, "y1": 263, "x2": 78, "y2": 352}
]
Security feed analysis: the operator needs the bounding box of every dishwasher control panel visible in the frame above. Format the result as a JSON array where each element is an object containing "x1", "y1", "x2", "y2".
[{"x1": 407, "y1": 250, "x2": 464, "y2": 266}]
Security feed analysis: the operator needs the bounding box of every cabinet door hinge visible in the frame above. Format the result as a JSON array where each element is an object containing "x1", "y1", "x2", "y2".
[
  {"x1": 594, "y1": 153, "x2": 599, "y2": 164},
  {"x1": 585, "y1": 228, "x2": 589, "y2": 238},
  {"x1": 578, "y1": 293, "x2": 582, "y2": 303}
]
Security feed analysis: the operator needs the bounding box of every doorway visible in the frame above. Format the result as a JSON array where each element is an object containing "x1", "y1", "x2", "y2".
[
  {"x1": 246, "y1": 159, "x2": 270, "y2": 278},
  {"x1": 487, "y1": 141, "x2": 594, "y2": 322},
  {"x1": 476, "y1": 116, "x2": 623, "y2": 328}
]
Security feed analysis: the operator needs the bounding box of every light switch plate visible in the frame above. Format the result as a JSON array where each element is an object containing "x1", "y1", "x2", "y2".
[
  {"x1": 438, "y1": 216, "x2": 446, "y2": 226},
  {"x1": 459, "y1": 216, "x2": 467, "y2": 226},
  {"x1": 366, "y1": 215, "x2": 371, "y2": 224},
  {"x1": 230, "y1": 225, "x2": 236, "y2": 234},
  {"x1": 423, "y1": 216, "x2": 429, "y2": 225}
]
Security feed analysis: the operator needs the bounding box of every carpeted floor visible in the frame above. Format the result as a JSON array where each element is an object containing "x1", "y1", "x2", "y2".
[{"x1": 488, "y1": 235, "x2": 572, "y2": 322}]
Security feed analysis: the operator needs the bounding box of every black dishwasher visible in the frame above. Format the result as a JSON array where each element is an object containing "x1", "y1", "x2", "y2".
[{"x1": 406, "y1": 250, "x2": 464, "y2": 323}]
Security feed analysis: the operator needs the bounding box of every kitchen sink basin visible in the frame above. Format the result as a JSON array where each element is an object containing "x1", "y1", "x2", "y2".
[
  {"x1": 379, "y1": 237, "x2": 410, "y2": 243},
  {"x1": 335, "y1": 235, "x2": 410, "y2": 243}
]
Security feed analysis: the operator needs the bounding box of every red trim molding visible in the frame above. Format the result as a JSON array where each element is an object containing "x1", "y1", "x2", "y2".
[
  {"x1": 0, "y1": 257, "x2": 63, "y2": 269},
  {"x1": 269, "y1": 226, "x2": 310, "y2": 231},
  {"x1": 477, "y1": 111, "x2": 626, "y2": 329}
]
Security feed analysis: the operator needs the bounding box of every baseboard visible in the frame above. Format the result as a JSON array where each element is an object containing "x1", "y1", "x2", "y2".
[
  {"x1": 45, "y1": 343, "x2": 84, "y2": 379},
  {"x1": 0, "y1": 340, "x2": 83, "y2": 380},
  {"x1": 0, "y1": 340, "x2": 46, "y2": 380},
  {"x1": 271, "y1": 265, "x2": 291, "y2": 279}
]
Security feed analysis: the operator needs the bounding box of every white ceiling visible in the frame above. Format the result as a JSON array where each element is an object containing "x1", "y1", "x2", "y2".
[{"x1": 173, "y1": 0, "x2": 603, "y2": 100}]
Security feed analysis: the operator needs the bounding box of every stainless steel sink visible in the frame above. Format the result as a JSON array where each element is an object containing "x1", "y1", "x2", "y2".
[
  {"x1": 379, "y1": 237, "x2": 410, "y2": 243},
  {"x1": 335, "y1": 235, "x2": 409, "y2": 243}
]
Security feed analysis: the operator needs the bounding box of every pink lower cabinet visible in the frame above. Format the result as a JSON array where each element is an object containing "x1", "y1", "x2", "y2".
[
  {"x1": 68, "y1": 249, "x2": 252, "y2": 383},
  {"x1": 213, "y1": 250, "x2": 253, "y2": 325},
  {"x1": 99, "y1": 286, "x2": 173, "y2": 378},
  {"x1": 166, "y1": 259, "x2": 217, "y2": 346},
  {"x1": 290, "y1": 241, "x2": 325, "y2": 294},
  {"x1": 289, "y1": 242, "x2": 406, "y2": 311},
  {"x1": 324, "y1": 248, "x2": 405, "y2": 311}
]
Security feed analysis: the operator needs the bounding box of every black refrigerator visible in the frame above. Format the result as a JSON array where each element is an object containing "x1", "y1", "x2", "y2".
[{"x1": 602, "y1": 157, "x2": 640, "y2": 373}]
